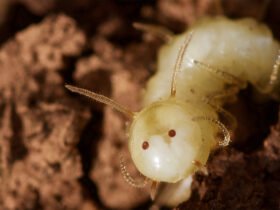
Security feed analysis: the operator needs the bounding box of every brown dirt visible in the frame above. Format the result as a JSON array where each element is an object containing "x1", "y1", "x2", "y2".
[{"x1": 0, "y1": 0, "x2": 279, "y2": 210}]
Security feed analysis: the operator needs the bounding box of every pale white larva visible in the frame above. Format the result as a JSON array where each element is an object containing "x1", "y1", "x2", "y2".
[{"x1": 66, "y1": 16, "x2": 280, "y2": 207}]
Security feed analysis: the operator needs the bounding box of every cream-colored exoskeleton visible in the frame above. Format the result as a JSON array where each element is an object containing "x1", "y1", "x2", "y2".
[{"x1": 66, "y1": 17, "x2": 280, "y2": 207}]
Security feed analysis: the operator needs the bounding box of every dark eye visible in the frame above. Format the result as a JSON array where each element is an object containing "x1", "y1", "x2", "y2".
[
  {"x1": 168, "y1": 129, "x2": 176, "y2": 137},
  {"x1": 142, "y1": 141, "x2": 149, "y2": 150}
]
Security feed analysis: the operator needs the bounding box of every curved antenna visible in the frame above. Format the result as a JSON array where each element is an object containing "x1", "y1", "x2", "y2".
[
  {"x1": 170, "y1": 32, "x2": 194, "y2": 97},
  {"x1": 192, "y1": 116, "x2": 230, "y2": 146},
  {"x1": 65, "y1": 85, "x2": 135, "y2": 119},
  {"x1": 120, "y1": 156, "x2": 148, "y2": 188}
]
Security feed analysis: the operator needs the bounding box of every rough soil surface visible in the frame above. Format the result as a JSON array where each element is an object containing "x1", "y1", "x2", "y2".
[{"x1": 0, "y1": 1, "x2": 279, "y2": 210}]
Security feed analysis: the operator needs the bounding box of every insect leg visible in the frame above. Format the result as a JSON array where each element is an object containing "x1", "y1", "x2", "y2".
[
  {"x1": 186, "y1": 98, "x2": 236, "y2": 130},
  {"x1": 203, "y1": 99, "x2": 237, "y2": 131},
  {"x1": 204, "y1": 85, "x2": 240, "y2": 103},
  {"x1": 192, "y1": 116, "x2": 230, "y2": 146},
  {"x1": 191, "y1": 59, "x2": 247, "y2": 88}
]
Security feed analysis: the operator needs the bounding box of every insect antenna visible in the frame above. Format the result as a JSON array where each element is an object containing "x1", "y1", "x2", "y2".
[
  {"x1": 65, "y1": 84, "x2": 135, "y2": 119},
  {"x1": 265, "y1": 49, "x2": 280, "y2": 92},
  {"x1": 133, "y1": 22, "x2": 173, "y2": 42},
  {"x1": 170, "y1": 32, "x2": 193, "y2": 97},
  {"x1": 120, "y1": 156, "x2": 149, "y2": 188}
]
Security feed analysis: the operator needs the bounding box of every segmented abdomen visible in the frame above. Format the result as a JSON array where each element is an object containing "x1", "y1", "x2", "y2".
[{"x1": 143, "y1": 17, "x2": 280, "y2": 106}]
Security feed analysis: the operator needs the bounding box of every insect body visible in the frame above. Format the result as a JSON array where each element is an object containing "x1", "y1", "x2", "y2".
[
  {"x1": 66, "y1": 17, "x2": 279, "y2": 207},
  {"x1": 144, "y1": 17, "x2": 280, "y2": 105}
]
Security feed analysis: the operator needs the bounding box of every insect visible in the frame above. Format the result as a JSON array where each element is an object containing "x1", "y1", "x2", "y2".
[{"x1": 66, "y1": 17, "x2": 280, "y2": 207}]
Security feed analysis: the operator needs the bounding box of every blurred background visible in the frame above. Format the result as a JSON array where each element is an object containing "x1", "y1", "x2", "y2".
[{"x1": 0, "y1": 0, "x2": 279, "y2": 210}]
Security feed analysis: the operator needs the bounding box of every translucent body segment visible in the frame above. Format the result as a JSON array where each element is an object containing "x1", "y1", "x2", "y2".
[
  {"x1": 154, "y1": 176, "x2": 193, "y2": 207},
  {"x1": 143, "y1": 17, "x2": 280, "y2": 106}
]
